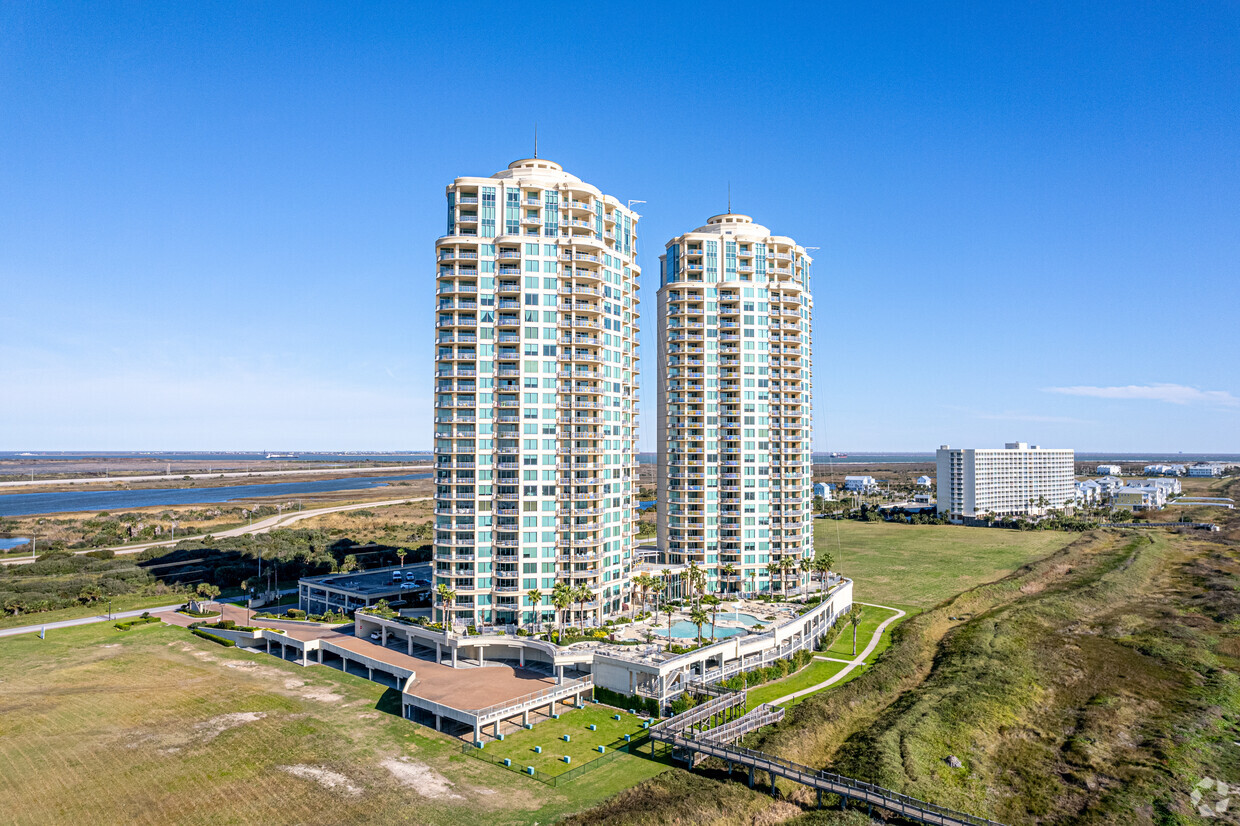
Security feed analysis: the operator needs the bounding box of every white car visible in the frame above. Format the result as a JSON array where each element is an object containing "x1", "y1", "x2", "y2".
[{"x1": 369, "y1": 632, "x2": 380, "y2": 641}]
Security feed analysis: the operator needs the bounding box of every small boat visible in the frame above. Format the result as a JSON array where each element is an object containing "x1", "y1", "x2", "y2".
[
  {"x1": 829, "y1": 452, "x2": 848, "y2": 458},
  {"x1": 265, "y1": 453, "x2": 299, "y2": 459}
]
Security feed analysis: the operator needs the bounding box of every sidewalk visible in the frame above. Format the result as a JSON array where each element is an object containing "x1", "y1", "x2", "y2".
[{"x1": 769, "y1": 602, "x2": 906, "y2": 705}]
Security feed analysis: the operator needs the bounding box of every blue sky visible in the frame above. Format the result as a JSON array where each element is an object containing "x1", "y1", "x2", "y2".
[{"x1": 1, "y1": 2, "x2": 1237, "y2": 452}]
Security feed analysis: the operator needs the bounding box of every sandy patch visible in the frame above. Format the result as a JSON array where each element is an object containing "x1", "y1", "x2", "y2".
[
  {"x1": 295, "y1": 684, "x2": 344, "y2": 703},
  {"x1": 280, "y1": 765, "x2": 361, "y2": 795},
  {"x1": 284, "y1": 678, "x2": 306, "y2": 688},
  {"x1": 381, "y1": 757, "x2": 462, "y2": 800},
  {"x1": 100, "y1": 644, "x2": 120, "y2": 649},
  {"x1": 195, "y1": 712, "x2": 266, "y2": 742}
]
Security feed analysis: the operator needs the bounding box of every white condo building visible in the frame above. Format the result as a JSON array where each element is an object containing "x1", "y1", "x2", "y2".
[
  {"x1": 936, "y1": 442, "x2": 1075, "y2": 518},
  {"x1": 655, "y1": 214, "x2": 814, "y2": 595},
  {"x1": 434, "y1": 158, "x2": 641, "y2": 627}
]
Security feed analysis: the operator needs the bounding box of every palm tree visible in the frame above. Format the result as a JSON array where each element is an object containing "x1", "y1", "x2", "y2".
[
  {"x1": 702, "y1": 594, "x2": 721, "y2": 641},
  {"x1": 686, "y1": 560, "x2": 705, "y2": 608},
  {"x1": 551, "y1": 581, "x2": 573, "y2": 643},
  {"x1": 634, "y1": 573, "x2": 652, "y2": 617},
  {"x1": 651, "y1": 577, "x2": 665, "y2": 617},
  {"x1": 719, "y1": 562, "x2": 738, "y2": 596},
  {"x1": 689, "y1": 605, "x2": 709, "y2": 645},
  {"x1": 396, "y1": 547, "x2": 407, "y2": 569},
  {"x1": 435, "y1": 583, "x2": 456, "y2": 627},
  {"x1": 660, "y1": 568, "x2": 673, "y2": 606},
  {"x1": 765, "y1": 561, "x2": 780, "y2": 595},
  {"x1": 819, "y1": 552, "x2": 835, "y2": 595},
  {"x1": 780, "y1": 557, "x2": 797, "y2": 595},
  {"x1": 574, "y1": 584, "x2": 594, "y2": 628},
  {"x1": 848, "y1": 605, "x2": 864, "y2": 656},
  {"x1": 663, "y1": 603, "x2": 675, "y2": 651},
  {"x1": 525, "y1": 588, "x2": 543, "y2": 633},
  {"x1": 747, "y1": 569, "x2": 757, "y2": 597}
]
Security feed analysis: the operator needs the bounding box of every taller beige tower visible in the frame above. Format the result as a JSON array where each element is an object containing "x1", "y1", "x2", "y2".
[
  {"x1": 434, "y1": 159, "x2": 641, "y2": 627},
  {"x1": 656, "y1": 214, "x2": 813, "y2": 596}
]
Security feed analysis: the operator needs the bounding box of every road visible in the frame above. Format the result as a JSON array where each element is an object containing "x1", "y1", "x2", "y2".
[
  {"x1": 0, "y1": 496, "x2": 432, "y2": 566},
  {"x1": 770, "y1": 601, "x2": 907, "y2": 705},
  {"x1": 0, "y1": 464, "x2": 431, "y2": 489}
]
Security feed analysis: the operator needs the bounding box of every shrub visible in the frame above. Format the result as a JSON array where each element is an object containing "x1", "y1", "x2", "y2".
[
  {"x1": 285, "y1": 608, "x2": 306, "y2": 619},
  {"x1": 218, "y1": 619, "x2": 236, "y2": 630},
  {"x1": 114, "y1": 616, "x2": 160, "y2": 631},
  {"x1": 191, "y1": 628, "x2": 235, "y2": 647}
]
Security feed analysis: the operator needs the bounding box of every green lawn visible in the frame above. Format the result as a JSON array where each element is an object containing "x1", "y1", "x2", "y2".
[
  {"x1": 824, "y1": 604, "x2": 901, "y2": 659},
  {"x1": 478, "y1": 705, "x2": 648, "y2": 777},
  {"x1": 0, "y1": 621, "x2": 668, "y2": 826},
  {"x1": 744, "y1": 659, "x2": 847, "y2": 709},
  {"x1": 815, "y1": 519, "x2": 1079, "y2": 609}
]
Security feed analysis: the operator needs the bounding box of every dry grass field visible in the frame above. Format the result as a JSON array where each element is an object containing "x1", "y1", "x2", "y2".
[{"x1": 0, "y1": 622, "x2": 668, "y2": 826}]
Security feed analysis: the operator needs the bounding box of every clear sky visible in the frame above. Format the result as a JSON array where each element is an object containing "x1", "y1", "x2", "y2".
[{"x1": 2, "y1": 2, "x2": 1237, "y2": 452}]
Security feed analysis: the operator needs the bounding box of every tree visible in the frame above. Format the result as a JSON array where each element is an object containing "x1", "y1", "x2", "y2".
[
  {"x1": 196, "y1": 582, "x2": 221, "y2": 602},
  {"x1": 702, "y1": 594, "x2": 721, "y2": 641},
  {"x1": 632, "y1": 573, "x2": 651, "y2": 617},
  {"x1": 525, "y1": 588, "x2": 543, "y2": 632},
  {"x1": 663, "y1": 603, "x2": 675, "y2": 651},
  {"x1": 574, "y1": 584, "x2": 593, "y2": 628},
  {"x1": 765, "y1": 561, "x2": 780, "y2": 595},
  {"x1": 686, "y1": 560, "x2": 705, "y2": 608},
  {"x1": 651, "y1": 578, "x2": 665, "y2": 615},
  {"x1": 689, "y1": 605, "x2": 709, "y2": 645},
  {"x1": 340, "y1": 554, "x2": 358, "y2": 573},
  {"x1": 848, "y1": 605, "x2": 864, "y2": 656},
  {"x1": 552, "y1": 581, "x2": 573, "y2": 643},
  {"x1": 719, "y1": 563, "x2": 738, "y2": 595},
  {"x1": 396, "y1": 548, "x2": 407, "y2": 569},
  {"x1": 748, "y1": 569, "x2": 757, "y2": 597},
  {"x1": 660, "y1": 568, "x2": 673, "y2": 606},
  {"x1": 818, "y1": 552, "x2": 836, "y2": 595},
  {"x1": 78, "y1": 585, "x2": 103, "y2": 605},
  {"x1": 436, "y1": 583, "x2": 456, "y2": 626}
]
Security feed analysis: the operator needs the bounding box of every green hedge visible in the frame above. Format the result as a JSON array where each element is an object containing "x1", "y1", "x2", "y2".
[
  {"x1": 191, "y1": 628, "x2": 235, "y2": 647},
  {"x1": 593, "y1": 686, "x2": 660, "y2": 718},
  {"x1": 114, "y1": 616, "x2": 161, "y2": 631}
]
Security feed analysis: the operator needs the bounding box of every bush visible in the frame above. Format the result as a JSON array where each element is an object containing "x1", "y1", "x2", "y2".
[
  {"x1": 114, "y1": 616, "x2": 160, "y2": 631},
  {"x1": 592, "y1": 686, "x2": 660, "y2": 718},
  {"x1": 218, "y1": 619, "x2": 236, "y2": 630},
  {"x1": 191, "y1": 628, "x2": 235, "y2": 647},
  {"x1": 285, "y1": 608, "x2": 306, "y2": 619},
  {"x1": 669, "y1": 692, "x2": 698, "y2": 715}
]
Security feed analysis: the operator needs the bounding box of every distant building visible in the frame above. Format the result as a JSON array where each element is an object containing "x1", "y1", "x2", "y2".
[
  {"x1": 1074, "y1": 479, "x2": 1103, "y2": 506},
  {"x1": 915, "y1": 475, "x2": 933, "y2": 487},
  {"x1": 813, "y1": 482, "x2": 835, "y2": 500},
  {"x1": 844, "y1": 475, "x2": 878, "y2": 493},
  {"x1": 936, "y1": 442, "x2": 1075, "y2": 518},
  {"x1": 1188, "y1": 462, "x2": 1224, "y2": 477},
  {"x1": 1144, "y1": 464, "x2": 1186, "y2": 476},
  {"x1": 1096, "y1": 464, "x2": 1122, "y2": 476},
  {"x1": 913, "y1": 493, "x2": 934, "y2": 505}
]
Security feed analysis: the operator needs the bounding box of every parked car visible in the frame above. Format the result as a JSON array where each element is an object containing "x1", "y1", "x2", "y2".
[{"x1": 369, "y1": 631, "x2": 381, "y2": 641}]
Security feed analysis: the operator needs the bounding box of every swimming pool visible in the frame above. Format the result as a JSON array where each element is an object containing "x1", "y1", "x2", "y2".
[
  {"x1": 715, "y1": 612, "x2": 762, "y2": 626},
  {"x1": 654, "y1": 620, "x2": 747, "y2": 639}
]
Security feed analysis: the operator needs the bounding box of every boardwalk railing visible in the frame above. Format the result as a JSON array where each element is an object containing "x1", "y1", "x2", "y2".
[
  {"x1": 697, "y1": 703, "x2": 784, "y2": 744},
  {"x1": 671, "y1": 733, "x2": 1005, "y2": 826}
]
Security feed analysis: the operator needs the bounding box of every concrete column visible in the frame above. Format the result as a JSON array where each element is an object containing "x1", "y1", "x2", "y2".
[
  {"x1": 265, "y1": 639, "x2": 271, "y2": 654},
  {"x1": 451, "y1": 647, "x2": 458, "y2": 668},
  {"x1": 381, "y1": 628, "x2": 388, "y2": 645},
  {"x1": 479, "y1": 646, "x2": 485, "y2": 667},
  {"x1": 473, "y1": 722, "x2": 480, "y2": 743},
  {"x1": 317, "y1": 647, "x2": 323, "y2": 664},
  {"x1": 523, "y1": 709, "x2": 529, "y2": 726},
  {"x1": 368, "y1": 666, "x2": 373, "y2": 681},
  {"x1": 436, "y1": 641, "x2": 442, "y2": 663},
  {"x1": 519, "y1": 648, "x2": 525, "y2": 668},
  {"x1": 556, "y1": 665, "x2": 563, "y2": 685},
  {"x1": 407, "y1": 637, "x2": 413, "y2": 656},
  {"x1": 493, "y1": 720, "x2": 500, "y2": 736},
  {"x1": 435, "y1": 714, "x2": 442, "y2": 731}
]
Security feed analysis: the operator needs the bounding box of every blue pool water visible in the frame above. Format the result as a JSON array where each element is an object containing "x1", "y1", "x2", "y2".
[
  {"x1": 655, "y1": 620, "x2": 746, "y2": 639},
  {"x1": 715, "y1": 612, "x2": 762, "y2": 626},
  {"x1": 0, "y1": 537, "x2": 31, "y2": 551}
]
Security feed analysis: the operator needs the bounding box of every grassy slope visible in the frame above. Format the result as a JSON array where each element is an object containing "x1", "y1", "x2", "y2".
[
  {"x1": 815, "y1": 518, "x2": 1079, "y2": 610},
  {"x1": 0, "y1": 622, "x2": 667, "y2": 826},
  {"x1": 570, "y1": 519, "x2": 1240, "y2": 825}
]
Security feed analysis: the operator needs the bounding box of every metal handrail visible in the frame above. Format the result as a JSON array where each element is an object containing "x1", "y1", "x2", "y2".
[{"x1": 469, "y1": 675, "x2": 592, "y2": 719}]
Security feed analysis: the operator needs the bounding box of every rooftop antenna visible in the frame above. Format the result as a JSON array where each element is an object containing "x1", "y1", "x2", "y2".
[
  {"x1": 727, "y1": 182, "x2": 732, "y2": 213},
  {"x1": 534, "y1": 124, "x2": 538, "y2": 159}
]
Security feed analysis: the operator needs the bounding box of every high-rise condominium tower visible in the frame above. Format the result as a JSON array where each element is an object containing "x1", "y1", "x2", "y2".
[
  {"x1": 656, "y1": 214, "x2": 814, "y2": 596},
  {"x1": 434, "y1": 159, "x2": 641, "y2": 627}
]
